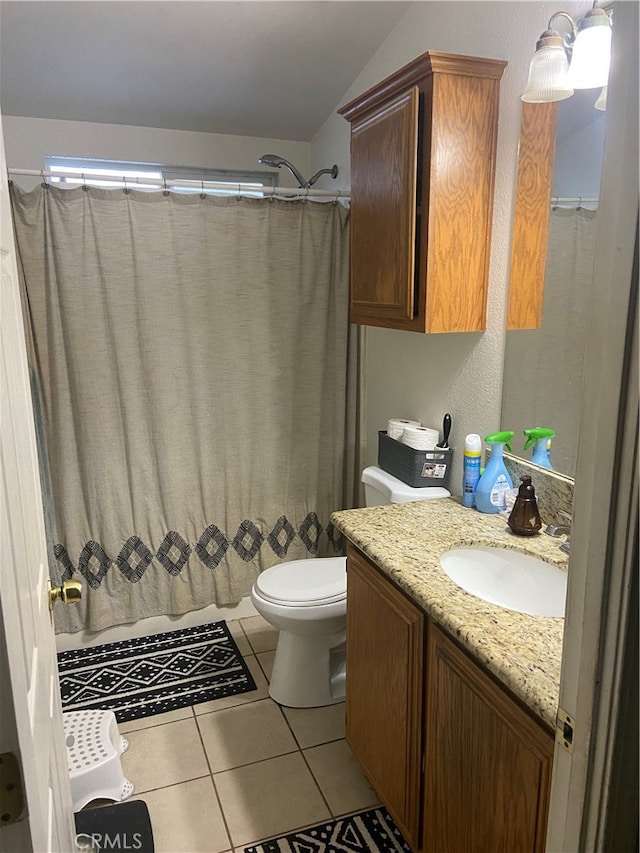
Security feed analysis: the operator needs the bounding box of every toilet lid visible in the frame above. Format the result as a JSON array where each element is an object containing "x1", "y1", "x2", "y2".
[{"x1": 255, "y1": 557, "x2": 347, "y2": 606}]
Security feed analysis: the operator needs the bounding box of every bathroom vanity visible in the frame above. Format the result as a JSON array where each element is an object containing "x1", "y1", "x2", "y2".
[{"x1": 331, "y1": 498, "x2": 567, "y2": 853}]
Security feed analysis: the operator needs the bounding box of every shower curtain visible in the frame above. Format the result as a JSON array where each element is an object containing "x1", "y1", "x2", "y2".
[
  {"x1": 10, "y1": 184, "x2": 358, "y2": 633},
  {"x1": 502, "y1": 206, "x2": 598, "y2": 475}
]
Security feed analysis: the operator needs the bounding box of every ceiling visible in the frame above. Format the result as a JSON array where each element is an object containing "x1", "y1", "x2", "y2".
[{"x1": 0, "y1": 1, "x2": 411, "y2": 141}]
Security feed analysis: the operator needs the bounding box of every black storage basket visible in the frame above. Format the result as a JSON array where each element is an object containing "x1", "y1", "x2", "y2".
[{"x1": 378, "y1": 431, "x2": 453, "y2": 488}]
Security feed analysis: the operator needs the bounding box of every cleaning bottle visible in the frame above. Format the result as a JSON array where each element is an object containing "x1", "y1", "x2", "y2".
[
  {"x1": 474, "y1": 431, "x2": 514, "y2": 514},
  {"x1": 507, "y1": 475, "x2": 542, "y2": 536},
  {"x1": 462, "y1": 434, "x2": 482, "y2": 508},
  {"x1": 523, "y1": 427, "x2": 555, "y2": 470}
]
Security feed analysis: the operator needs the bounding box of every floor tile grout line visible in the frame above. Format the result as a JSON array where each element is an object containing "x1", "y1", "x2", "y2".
[
  {"x1": 118, "y1": 711, "x2": 194, "y2": 735},
  {"x1": 131, "y1": 772, "x2": 211, "y2": 797},
  {"x1": 210, "y1": 745, "x2": 301, "y2": 776},
  {"x1": 298, "y1": 743, "x2": 337, "y2": 818},
  {"x1": 239, "y1": 646, "x2": 337, "y2": 817},
  {"x1": 193, "y1": 706, "x2": 235, "y2": 853},
  {"x1": 217, "y1": 642, "x2": 335, "y2": 850}
]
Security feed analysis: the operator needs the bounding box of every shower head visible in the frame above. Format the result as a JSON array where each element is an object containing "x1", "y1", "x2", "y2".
[
  {"x1": 258, "y1": 154, "x2": 309, "y2": 188},
  {"x1": 257, "y1": 154, "x2": 338, "y2": 190}
]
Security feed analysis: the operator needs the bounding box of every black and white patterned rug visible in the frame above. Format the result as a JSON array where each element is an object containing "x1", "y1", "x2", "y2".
[
  {"x1": 58, "y1": 621, "x2": 256, "y2": 723},
  {"x1": 244, "y1": 806, "x2": 411, "y2": 853}
]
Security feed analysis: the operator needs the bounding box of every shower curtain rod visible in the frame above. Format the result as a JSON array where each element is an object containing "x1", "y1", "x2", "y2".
[
  {"x1": 7, "y1": 168, "x2": 351, "y2": 199},
  {"x1": 551, "y1": 196, "x2": 598, "y2": 207}
]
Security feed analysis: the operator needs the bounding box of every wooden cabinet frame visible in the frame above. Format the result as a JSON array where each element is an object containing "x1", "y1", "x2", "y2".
[
  {"x1": 507, "y1": 101, "x2": 558, "y2": 330},
  {"x1": 339, "y1": 52, "x2": 506, "y2": 333}
]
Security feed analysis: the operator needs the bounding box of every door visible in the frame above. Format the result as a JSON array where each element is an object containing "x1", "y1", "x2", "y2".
[
  {"x1": 345, "y1": 545, "x2": 423, "y2": 851},
  {"x1": 348, "y1": 87, "x2": 419, "y2": 329},
  {"x1": 0, "y1": 114, "x2": 77, "y2": 852},
  {"x1": 423, "y1": 622, "x2": 554, "y2": 853}
]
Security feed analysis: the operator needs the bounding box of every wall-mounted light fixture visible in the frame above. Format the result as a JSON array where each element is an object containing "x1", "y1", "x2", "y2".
[{"x1": 522, "y1": 2, "x2": 612, "y2": 106}]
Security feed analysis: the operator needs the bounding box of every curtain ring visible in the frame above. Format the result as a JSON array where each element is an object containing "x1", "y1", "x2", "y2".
[
  {"x1": 551, "y1": 196, "x2": 558, "y2": 210},
  {"x1": 163, "y1": 178, "x2": 169, "y2": 197},
  {"x1": 577, "y1": 196, "x2": 583, "y2": 210},
  {"x1": 81, "y1": 172, "x2": 89, "y2": 192},
  {"x1": 123, "y1": 175, "x2": 130, "y2": 194},
  {"x1": 236, "y1": 183, "x2": 242, "y2": 201},
  {"x1": 41, "y1": 168, "x2": 49, "y2": 189},
  {"x1": 303, "y1": 187, "x2": 309, "y2": 204},
  {"x1": 200, "y1": 180, "x2": 206, "y2": 200}
]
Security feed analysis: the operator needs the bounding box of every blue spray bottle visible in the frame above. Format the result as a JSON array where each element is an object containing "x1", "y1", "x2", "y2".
[
  {"x1": 474, "y1": 431, "x2": 514, "y2": 514},
  {"x1": 462, "y1": 434, "x2": 482, "y2": 508},
  {"x1": 523, "y1": 427, "x2": 555, "y2": 470}
]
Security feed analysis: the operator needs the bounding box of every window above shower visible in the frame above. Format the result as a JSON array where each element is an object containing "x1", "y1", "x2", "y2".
[{"x1": 43, "y1": 156, "x2": 279, "y2": 195}]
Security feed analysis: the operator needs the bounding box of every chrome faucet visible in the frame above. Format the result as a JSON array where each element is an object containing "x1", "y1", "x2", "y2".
[{"x1": 544, "y1": 510, "x2": 572, "y2": 553}]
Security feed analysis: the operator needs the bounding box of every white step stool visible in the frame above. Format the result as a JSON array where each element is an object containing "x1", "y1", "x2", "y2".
[{"x1": 63, "y1": 710, "x2": 134, "y2": 812}]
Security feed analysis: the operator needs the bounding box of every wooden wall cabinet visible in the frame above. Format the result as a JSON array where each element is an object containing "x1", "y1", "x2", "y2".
[
  {"x1": 338, "y1": 52, "x2": 506, "y2": 333},
  {"x1": 345, "y1": 544, "x2": 554, "y2": 853}
]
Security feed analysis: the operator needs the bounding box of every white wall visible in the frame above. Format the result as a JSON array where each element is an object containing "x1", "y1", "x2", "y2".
[
  {"x1": 2, "y1": 115, "x2": 311, "y2": 190},
  {"x1": 311, "y1": 0, "x2": 592, "y2": 494}
]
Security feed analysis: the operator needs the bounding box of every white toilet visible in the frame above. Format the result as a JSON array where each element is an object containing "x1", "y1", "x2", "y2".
[{"x1": 250, "y1": 465, "x2": 450, "y2": 707}]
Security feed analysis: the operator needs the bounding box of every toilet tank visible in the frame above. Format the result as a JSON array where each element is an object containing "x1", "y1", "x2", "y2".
[{"x1": 362, "y1": 465, "x2": 450, "y2": 506}]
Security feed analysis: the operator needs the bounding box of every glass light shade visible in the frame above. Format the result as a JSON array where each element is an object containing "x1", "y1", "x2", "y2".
[
  {"x1": 566, "y1": 24, "x2": 612, "y2": 89},
  {"x1": 521, "y1": 45, "x2": 574, "y2": 103},
  {"x1": 594, "y1": 85, "x2": 608, "y2": 111}
]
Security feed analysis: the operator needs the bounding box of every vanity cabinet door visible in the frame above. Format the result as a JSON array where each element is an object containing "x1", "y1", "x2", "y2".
[
  {"x1": 423, "y1": 622, "x2": 554, "y2": 853},
  {"x1": 346, "y1": 544, "x2": 424, "y2": 850}
]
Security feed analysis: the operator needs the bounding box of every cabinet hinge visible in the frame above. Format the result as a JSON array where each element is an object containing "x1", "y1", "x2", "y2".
[
  {"x1": 0, "y1": 752, "x2": 24, "y2": 826},
  {"x1": 555, "y1": 706, "x2": 575, "y2": 754}
]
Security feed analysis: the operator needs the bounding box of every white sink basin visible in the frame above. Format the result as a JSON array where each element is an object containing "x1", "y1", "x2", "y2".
[{"x1": 440, "y1": 546, "x2": 567, "y2": 617}]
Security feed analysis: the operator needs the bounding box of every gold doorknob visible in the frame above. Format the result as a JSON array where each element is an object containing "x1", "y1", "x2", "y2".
[{"x1": 48, "y1": 579, "x2": 82, "y2": 611}]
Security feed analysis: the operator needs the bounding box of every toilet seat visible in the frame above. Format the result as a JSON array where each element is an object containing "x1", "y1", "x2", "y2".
[{"x1": 255, "y1": 557, "x2": 346, "y2": 607}]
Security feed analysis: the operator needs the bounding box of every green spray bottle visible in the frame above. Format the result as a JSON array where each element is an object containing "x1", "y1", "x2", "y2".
[
  {"x1": 523, "y1": 427, "x2": 555, "y2": 471},
  {"x1": 474, "y1": 431, "x2": 514, "y2": 514}
]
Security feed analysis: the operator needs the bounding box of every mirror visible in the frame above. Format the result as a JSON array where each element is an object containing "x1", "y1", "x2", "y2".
[{"x1": 502, "y1": 90, "x2": 607, "y2": 478}]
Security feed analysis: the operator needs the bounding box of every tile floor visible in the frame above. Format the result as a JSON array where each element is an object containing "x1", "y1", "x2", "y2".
[{"x1": 106, "y1": 615, "x2": 379, "y2": 852}]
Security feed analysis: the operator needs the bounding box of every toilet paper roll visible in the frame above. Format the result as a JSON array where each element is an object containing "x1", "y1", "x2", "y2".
[
  {"x1": 401, "y1": 425, "x2": 440, "y2": 450},
  {"x1": 387, "y1": 418, "x2": 421, "y2": 441}
]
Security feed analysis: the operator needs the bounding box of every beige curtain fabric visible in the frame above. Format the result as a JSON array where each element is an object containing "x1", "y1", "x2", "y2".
[
  {"x1": 11, "y1": 184, "x2": 354, "y2": 633},
  {"x1": 502, "y1": 207, "x2": 598, "y2": 476}
]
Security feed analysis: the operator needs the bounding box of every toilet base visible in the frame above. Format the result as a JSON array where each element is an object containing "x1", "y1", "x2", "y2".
[{"x1": 268, "y1": 629, "x2": 346, "y2": 708}]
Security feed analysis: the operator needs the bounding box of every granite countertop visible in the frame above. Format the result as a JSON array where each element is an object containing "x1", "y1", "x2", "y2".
[{"x1": 331, "y1": 497, "x2": 568, "y2": 732}]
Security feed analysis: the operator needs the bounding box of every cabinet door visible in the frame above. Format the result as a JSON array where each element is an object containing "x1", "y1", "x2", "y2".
[
  {"x1": 423, "y1": 622, "x2": 554, "y2": 853},
  {"x1": 349, "y1": 87, "x2": 419, "y2": 330},
  {"x1": 346, "y1": 545, "x2": 424, "y2": 849}
]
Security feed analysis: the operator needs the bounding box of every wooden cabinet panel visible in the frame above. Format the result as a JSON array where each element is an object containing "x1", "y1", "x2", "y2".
[
  {"x1": 507, "y1": 102, "x2": 558, "y2": 330},
  {"x1": 345, "y1": 544, "x2": 424, "y2": 849},
  {"x1": 350, "y1": 87, "x2": 419, "y2": 328},
  {"x1": 423, "y1": 622, "x2": 554, "y2": 853},
  {"x1": 424, "y1": 73, "x2": 501, "y2": 333}
]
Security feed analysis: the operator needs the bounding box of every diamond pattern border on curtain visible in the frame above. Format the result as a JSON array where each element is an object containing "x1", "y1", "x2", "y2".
[{"x1": 55, "y1": 512, "x2": 344, "y2": 586}]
